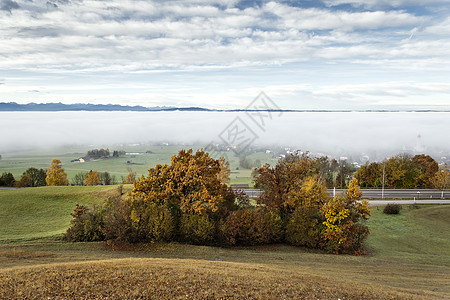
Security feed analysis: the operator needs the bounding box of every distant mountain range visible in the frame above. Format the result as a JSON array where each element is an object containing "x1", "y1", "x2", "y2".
[
  {"x1": 0, "y1": 102, "x2": 212, "y2": 112},
  {"x1": 0, "y1": 102, "x2": 448, "y2": 112}
]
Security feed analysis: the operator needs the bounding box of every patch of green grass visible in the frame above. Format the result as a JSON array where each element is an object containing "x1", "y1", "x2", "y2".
[
  {"x1": 366, "y1": 205, "x2": 450, "y2": 267},
  {"x1": 0, "y1": 186, "x2": 118, "y2": 242}
]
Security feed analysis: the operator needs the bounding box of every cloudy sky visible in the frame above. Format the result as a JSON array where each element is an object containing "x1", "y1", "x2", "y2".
[{"x1": 1, "y1": 0, "x2": 450, "y2": 110}]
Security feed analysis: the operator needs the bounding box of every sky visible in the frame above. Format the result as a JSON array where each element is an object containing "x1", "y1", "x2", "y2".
[{"x1": 1, "y1": 0, "x2": 450, "y2": 110}]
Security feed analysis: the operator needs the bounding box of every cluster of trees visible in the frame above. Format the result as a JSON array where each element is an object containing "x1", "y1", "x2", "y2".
[
  {"x1": 71, "y1": 170, "x2": 118, "y2": 186},
  {"x1": 254, "y1": 154, "x2": 370, "y2": 253},
  {"x1": 238, "y1": 155, "x2": 262, "y2": 170},
  {"x1": 355, "y1": 154, "x2": 443, "y2": 189},
  {"x1": 0, "y1": 172, "x2": 16, "y2": 187},
  {"x1": 112, "y1": 150, "x2": 126, "y2": 158},
  {"x1": 87, "y1": 148, "x2": 110, "y2": 159},
  {"x1": 0, "y1": 168, "x2": 47, "y2": 187},
  {"x1": 0, "y1": 158, "x2": 133, "y2": 188},
  {"x1": 80, "y1": 149, "x2": 126, "y2": 160},
  {"x1": 315, "y1": 157, "x2": 355, "y2": 188},
  {"x1": 65, "y1": 150, "x2": 370, "y2": 254}
]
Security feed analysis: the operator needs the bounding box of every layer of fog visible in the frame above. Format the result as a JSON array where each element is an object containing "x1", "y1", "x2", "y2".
[{"x1": 1, "y1": 111, "x2": 449, "y2": 161}]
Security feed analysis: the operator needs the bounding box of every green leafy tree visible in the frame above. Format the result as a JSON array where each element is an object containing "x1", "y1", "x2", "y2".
[
  {"x1": 0, "y1": 172, "x2": 16, "y2": 187},
  {"x1": 100, "y1": 171, "x2": 112, "y2": 185},
  {"x1": 24, "y1": 167, "x2": 46, "y2": 187},
  {"x1": 336, "y1": 159, "x2": 354, "y2": 188},
  {"x1": 71, "y1": 172, "x2": 88, "y2": 186}
]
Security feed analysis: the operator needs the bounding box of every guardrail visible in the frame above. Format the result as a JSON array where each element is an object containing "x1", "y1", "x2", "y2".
[{"x1": 232, "y1": 188, "x2": 450, "y2": 199}]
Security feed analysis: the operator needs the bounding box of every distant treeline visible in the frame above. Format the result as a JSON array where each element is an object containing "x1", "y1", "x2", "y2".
[{"x1": 355, "y1": 154, "x2": 443, "y2": 189}]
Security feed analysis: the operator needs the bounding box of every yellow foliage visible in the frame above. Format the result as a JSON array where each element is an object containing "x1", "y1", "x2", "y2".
[
  {"x1": 286, "y1": 175, "x2": 329, "y2": 210},
  {"x1": 85, "y1": 170, "x2": 101, "y2": 186},
  {"x1": 217, "y1": 157, "x2": 230, "y2": 184},
  {"x1": 132, "y1": 149, "x2": 234, "y2": 216},
  {"x1": 123, "y1": 171, "x2": 137, "y2": 184},
  {"x1": 45, "y1": 159, "x2": 69, "y2": 186},
  {"x1": 321, "y1": 179, "x2": 370, "y2": 254}
]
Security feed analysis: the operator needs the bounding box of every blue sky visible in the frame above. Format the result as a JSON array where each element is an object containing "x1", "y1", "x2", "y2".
[{"x1": 1, "y1": 0, "x2": 450, "y2": 110}]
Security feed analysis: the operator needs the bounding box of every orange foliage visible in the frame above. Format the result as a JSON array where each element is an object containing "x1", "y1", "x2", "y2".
[
  {"x1": 85, "y1": 170, "x2": 101, "y2": 186},
  {"x1": 132, "y1": 149, "x2": 235, "y2": 216}
]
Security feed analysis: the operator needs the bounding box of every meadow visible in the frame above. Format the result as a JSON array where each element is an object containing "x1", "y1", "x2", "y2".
[
  {"x1": 0, "y1": 145, "x2": 277, "y2": 186},
  {"x1": 0, "y1": 186, "x2": 449, "y2": 299}
]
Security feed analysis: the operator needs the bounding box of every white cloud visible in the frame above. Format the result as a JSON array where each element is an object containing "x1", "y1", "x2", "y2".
[
  {"x1": 0, "y1": 0, "x2": 449, "y2": 109},
  {"x1": 323, "y1": 0, "x2": 450, "y2": 9}
]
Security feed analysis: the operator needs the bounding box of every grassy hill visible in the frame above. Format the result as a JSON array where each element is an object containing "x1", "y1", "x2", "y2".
[
  {"x1": 0, "y1": 185, "x2": 122, "y2": 242},
  {"x1": 0, "y1": 186, "x2": 449, "y2": 298}
]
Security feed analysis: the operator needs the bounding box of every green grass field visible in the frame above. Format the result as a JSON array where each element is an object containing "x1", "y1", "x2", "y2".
[
  {"x1": 0, "y1": 185, "x2": 124, "y2": 242},
  {"x1": 0, "y1": 145, "x2": 276, "y2": 186},
  {"x1": 0, "y1": 186, "x2": 449, "y2": 298}
]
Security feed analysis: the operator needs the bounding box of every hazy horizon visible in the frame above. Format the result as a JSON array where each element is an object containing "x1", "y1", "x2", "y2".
[{"x1": 1, "y1": 111, "x2": 448, "y2": 162}]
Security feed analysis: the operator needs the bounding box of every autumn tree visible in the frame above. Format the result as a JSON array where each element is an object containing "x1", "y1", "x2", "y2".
[
  {"x1": 254, "y1": 153, "x2": 316, "y2": 215},
  {"x1": 412, "y1": 154, "x2": 439, "y2": 188},
  {"x1": 217, "y1": 156, "x2": 230, "y2": 184},
  {"x1": 123, "y1": 170, "x2": 137, "y2": 184},
  {"x1": 380, "y1": 154, "x2": 438, "y2": 188},
  {"x1": 85, "y1": 170, "x2": 101, "y2": 186},
  {"x1": 321, "y1": 179, "x2": 370, "y2": 254},
  {"x1": 433, "y1": 169, "x2": 450, "y2": 198},
  {"x1": 355, "y1": 162, "x2": 382, "y2": 188},
  {"x1": 46, "y1": 159, "x2": 69, "y2": 186},
  {"x1": 15, "y1": 174, "x2": 33, "y2": 187},
  {"x1": 132, "y1": 149, "x2": 235, "y2": 217},
  {"x1": 285, "y1": 176, "x2": 330, "y2": 248}
]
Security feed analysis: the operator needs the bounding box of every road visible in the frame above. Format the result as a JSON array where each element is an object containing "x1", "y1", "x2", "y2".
[
  {"x1": 235, "y1": 188, "x2": 450, "y2": 200},
  {"x1": 333, "y1": 189, "x2": 450, "y2": 199},
  {"x1": 367, "y1": 199, "x2": 450, "y2": 205}
]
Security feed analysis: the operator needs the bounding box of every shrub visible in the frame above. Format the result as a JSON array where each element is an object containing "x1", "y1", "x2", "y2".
[
  {"x1": 101, "y1": 195, "x2": 139, "y2": 243},
  {"x1": 264, "y1": 209, "x2": 284, "y2": 243},
  {"x1": 285, "y1": 206, "x2": 323, "y2": 248},
  {"x1": 63, "y1": 205, "x2": 105, "y2": 242},
  {"x1": 15, "y1": 174, "x2": 33, "y2": 187},
  {"x1": 180, "y1": 214, "x2": 216, "y2": 245},
  {"x1": 321, "y1": 195, "x2": 370, "y2": 255},
  {"x1": 129, "y1": 199, "x2": 175, "y2": 242},
  {"x1": 219, "y1": 208, "x2": 281, "y2": 246},
  {"x1": 383, "y1": 203, "x2": 402, "y2": 215}
]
